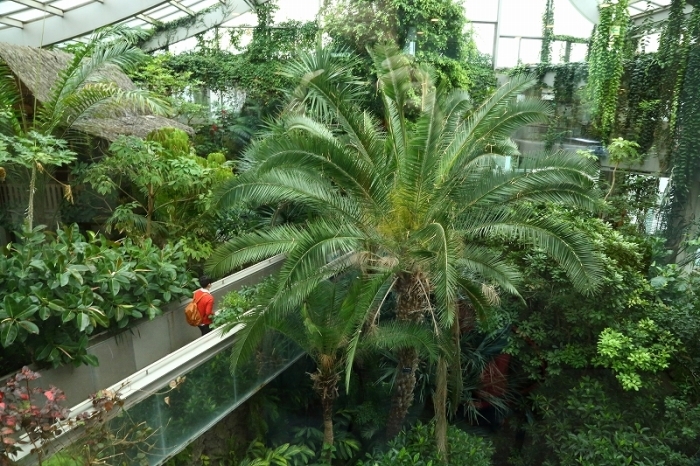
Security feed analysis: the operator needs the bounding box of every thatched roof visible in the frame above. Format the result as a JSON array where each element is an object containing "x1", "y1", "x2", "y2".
[{"x1": 0, "y1": 42, "x2": 194, "y2": 141}]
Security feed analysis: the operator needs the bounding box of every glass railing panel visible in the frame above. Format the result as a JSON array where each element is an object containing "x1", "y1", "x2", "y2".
[{"x1": 101, "y1": 334, "x2": 302, "y2": 466}]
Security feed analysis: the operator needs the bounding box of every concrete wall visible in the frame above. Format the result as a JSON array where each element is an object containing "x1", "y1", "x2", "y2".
[{"x1": 6, "y1": 255, "x2": 284, "y2": 406}]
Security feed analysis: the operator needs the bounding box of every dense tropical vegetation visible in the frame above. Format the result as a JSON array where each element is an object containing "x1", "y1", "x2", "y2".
[{"x1": 2, "y1": 0, "x2": 700, "y2": 465}]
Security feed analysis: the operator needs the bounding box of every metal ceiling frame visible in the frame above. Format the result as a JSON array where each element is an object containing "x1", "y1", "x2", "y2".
[{"x1": 0, "y1": 0, "x2": 261, "y2": 48}]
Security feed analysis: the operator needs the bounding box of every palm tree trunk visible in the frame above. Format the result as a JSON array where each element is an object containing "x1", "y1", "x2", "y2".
[
  {"x1": 321, "y1": 394, "x2": 334, "y2": 463},
  {"x1": 434, "y1": 357, "x2": 448, "y2": 458},
  {"x1": 386, "y1": 273, "x2": 426, "y2": 438},
  {"x1": 311, "y1": 369, "x2": 339, "y2": 464},
  {"x1": 387, "y1": 346, "x2": 419, "y2": 438}
]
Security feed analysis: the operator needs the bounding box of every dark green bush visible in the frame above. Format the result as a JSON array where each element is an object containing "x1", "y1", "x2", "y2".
[
  {"x1": 0, "y1": 225, "x2": 194, "y2": 370},
  {"x1": 360, "y1": 422, "x2": 494, "y2": 466}
]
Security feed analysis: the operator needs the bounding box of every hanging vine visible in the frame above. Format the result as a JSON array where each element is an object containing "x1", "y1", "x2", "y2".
[
  {"x1": 539, "y1": 0, "x2": 555, "y2": 68},
  {"x1": 663, "y1": 4, "x2": 700, "y2": 255},
  {"x1": 587, "y1": 0, "x2": 632, "y2": 143}
]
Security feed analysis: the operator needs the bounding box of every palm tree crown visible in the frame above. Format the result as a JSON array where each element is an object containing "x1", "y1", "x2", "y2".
[{"x1": 208, "y1": 45, "x2": 602, "y2": 438}]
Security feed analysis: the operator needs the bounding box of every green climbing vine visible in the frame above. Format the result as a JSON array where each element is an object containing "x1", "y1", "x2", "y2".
[
  {"x1": 587, "y1": 0, "x2": 632, "y2": 143},
  {"x1": 539, "y1": 0, "x2": 555, "y2": 66}
]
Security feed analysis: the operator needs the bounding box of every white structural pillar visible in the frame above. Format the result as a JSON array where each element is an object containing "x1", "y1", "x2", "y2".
[{"x1": 492, "y1": 0, "x2": 503, "y2": 68}]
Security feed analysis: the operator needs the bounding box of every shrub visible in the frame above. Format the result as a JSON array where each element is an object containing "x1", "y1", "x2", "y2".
[
  {"x1": 360, "y1": 422, "x2": 494, "y2": 466},
  {"x1": 0, "y1": 225, "x2": 194, "y2": 370}
]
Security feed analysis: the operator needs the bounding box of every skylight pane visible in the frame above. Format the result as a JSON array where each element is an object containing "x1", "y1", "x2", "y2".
[
  {"x1": 50, "y1": 0, "x2": 94, "y2": 9},
  {"x1": 159, "y1": 11, "x2": 189, "y2": 24},
  {"x1": 519, "y1": 38, "x2": 542, "y2": 65},
  {"x1": 496, "y1": 37, "x2": 519, "y2": 68},
  {"x1": 0, "y1": 2, "x2": 24, "y2": 15},
  {"x1": 185, "y1": 0, "x2": 219, "y2": 11},
  {"x1": 150, "y1": 5, "x2": 179, "y2": 20},
  {"x1": 12, "y1": 9, "x2": 48, "y2": 22}
]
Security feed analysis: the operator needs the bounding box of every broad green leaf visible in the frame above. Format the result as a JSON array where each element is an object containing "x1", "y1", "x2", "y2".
[
  {"x1": 18, "y1": 320, "x2": 39, "y2": 334},
  {"x1": 77, "y1": 313, "x2": 90, "y2": 332},
  {"x1": 0, "y1": 323, "x2": 19, "y2": 347}
]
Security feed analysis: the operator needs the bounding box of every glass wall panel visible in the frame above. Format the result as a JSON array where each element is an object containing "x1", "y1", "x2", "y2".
[
  {"x1": 464, "y1": 0, "x2": 498, "y2": 22},
  {"x1": 520, "y1": 38, "x2": 543, "y2": 64},
  {"x1": 469, "y1": 23, "x2": 496, "y2": 57},
  {"x1": 499, "y1": 0, "x2": 545, "y2": 36},
  {"x1": 80, "y1": 335, "x2": 303, "y2": 466}
]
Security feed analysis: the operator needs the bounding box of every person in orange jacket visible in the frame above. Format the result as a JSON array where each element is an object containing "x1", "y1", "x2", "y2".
[{"x1": 193, "y1": 275, "x2": 215, "y2": 335}]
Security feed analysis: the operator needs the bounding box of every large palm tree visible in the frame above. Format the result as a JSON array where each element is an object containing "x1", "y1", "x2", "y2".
[{"x1": 207, "y1": 46, "x2": 602, "y2": 448}]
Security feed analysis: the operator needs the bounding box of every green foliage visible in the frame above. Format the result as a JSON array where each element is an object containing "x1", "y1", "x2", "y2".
[
  {"x1": 77, "y1": 135, "x2": 227, "y2": 258},
  {"x1": 161, "y1": 2, "x2": 317, "y2": 117},
  {"x1": 587, "y1": 0, "x2": 632, "y2": 142},
  {"x1": 504, "y1": 209, "x2": 700, "y2": 464},
  {"x1": 359, "y1": 422, "x2": 494, "y2": 466},
  {"x1": 520, "y1": 378, "x2": 696, "y2": 466},
  {"x1": 238, "y1": 441, "x2": 315, "y2": 466},
  {"x1": 596, "y1": 318, "x2": 679, "y2": 390},
  {"x1": 0, "y1": 132, "x2": 76, "y2": 229},
  {"x1": 607, "y1": 137, "x2": 641, "y2": 166},
  {"x1": 208, "y1": 44, "x2": 602, "y2": 447},
  {"x1": 0, "y1": 224, "x2": 193, "y2": 369},
  {"x1": 602, "y1": 137, "x2": 642, "y2": 203},
  {"x1": 539, "y1": 0, "x2": 555, "y2": 65},
  {"x1": 322, "y1": 0, "x2": 496, "y2": 102},
  {"x1": 664, "y1": 35, "x2": 700, "y2": 255}
]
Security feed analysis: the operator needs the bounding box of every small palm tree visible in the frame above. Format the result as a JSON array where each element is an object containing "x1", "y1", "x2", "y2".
[
  {"x1": 0, "y1": 26, "x2": 169, "y2": 229},
  {"x1": 208, "y1": 46, "x2": 602, "y2": 451},
  {"x1": 228, "y1": 276, "x2": 438, "y2": 463}
]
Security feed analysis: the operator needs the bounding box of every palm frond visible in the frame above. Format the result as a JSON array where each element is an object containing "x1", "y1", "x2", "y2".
[
  {"x1": 205, "y1": 224, "x2": 303, "y2": 277},
  {"x1": 0, "y1": 62, "x2": 22, "y2": 136},
  {"x1": 363, "y1": 321, "x2": 440, "y2": 361},
  {"x1": 439, "y1": 73, "x2": 550, "y2": 178},
  {"x1": 462, "y1": 206, "x2": 603, "y2": 293},
  {"x1": 214, "y1": 169, "x2": 364, "y2": 224},
  {"x1": 456, "y1": 153, "x2": 599, "y2": 212}
]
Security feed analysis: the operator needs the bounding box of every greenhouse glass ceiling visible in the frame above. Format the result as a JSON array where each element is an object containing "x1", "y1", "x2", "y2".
[
  {"x1": 0, "y1": 0, "x2": 263, "y2": 48},
  {"x1": 0, "y1": 0, "x2": 694, "y2": 62}
]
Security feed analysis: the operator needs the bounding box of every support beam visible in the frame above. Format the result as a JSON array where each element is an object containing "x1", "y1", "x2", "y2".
[
  {"x1": 136, "y1": 14, "x2": 160, "y2": 26},
  {"x1": 12, "y1": 0, "x2": 63, "y2": 17},
  {"x1": 0, "y1": 17, "x2": 24, "y2": 29},
  {"x1": 169, "y1": 0, "x2": 196, "y2": 16},
  {"x1": 0, "y1": 0, "x2": 170, "y2": 47},
  {"x1": 141, "y1": 0, "x2": 267, "y2": 52}
]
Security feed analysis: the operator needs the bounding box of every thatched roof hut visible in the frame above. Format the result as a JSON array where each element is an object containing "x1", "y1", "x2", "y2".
[{"x1": 0, "y1": 42, "x2": 194, "y2": 140}]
